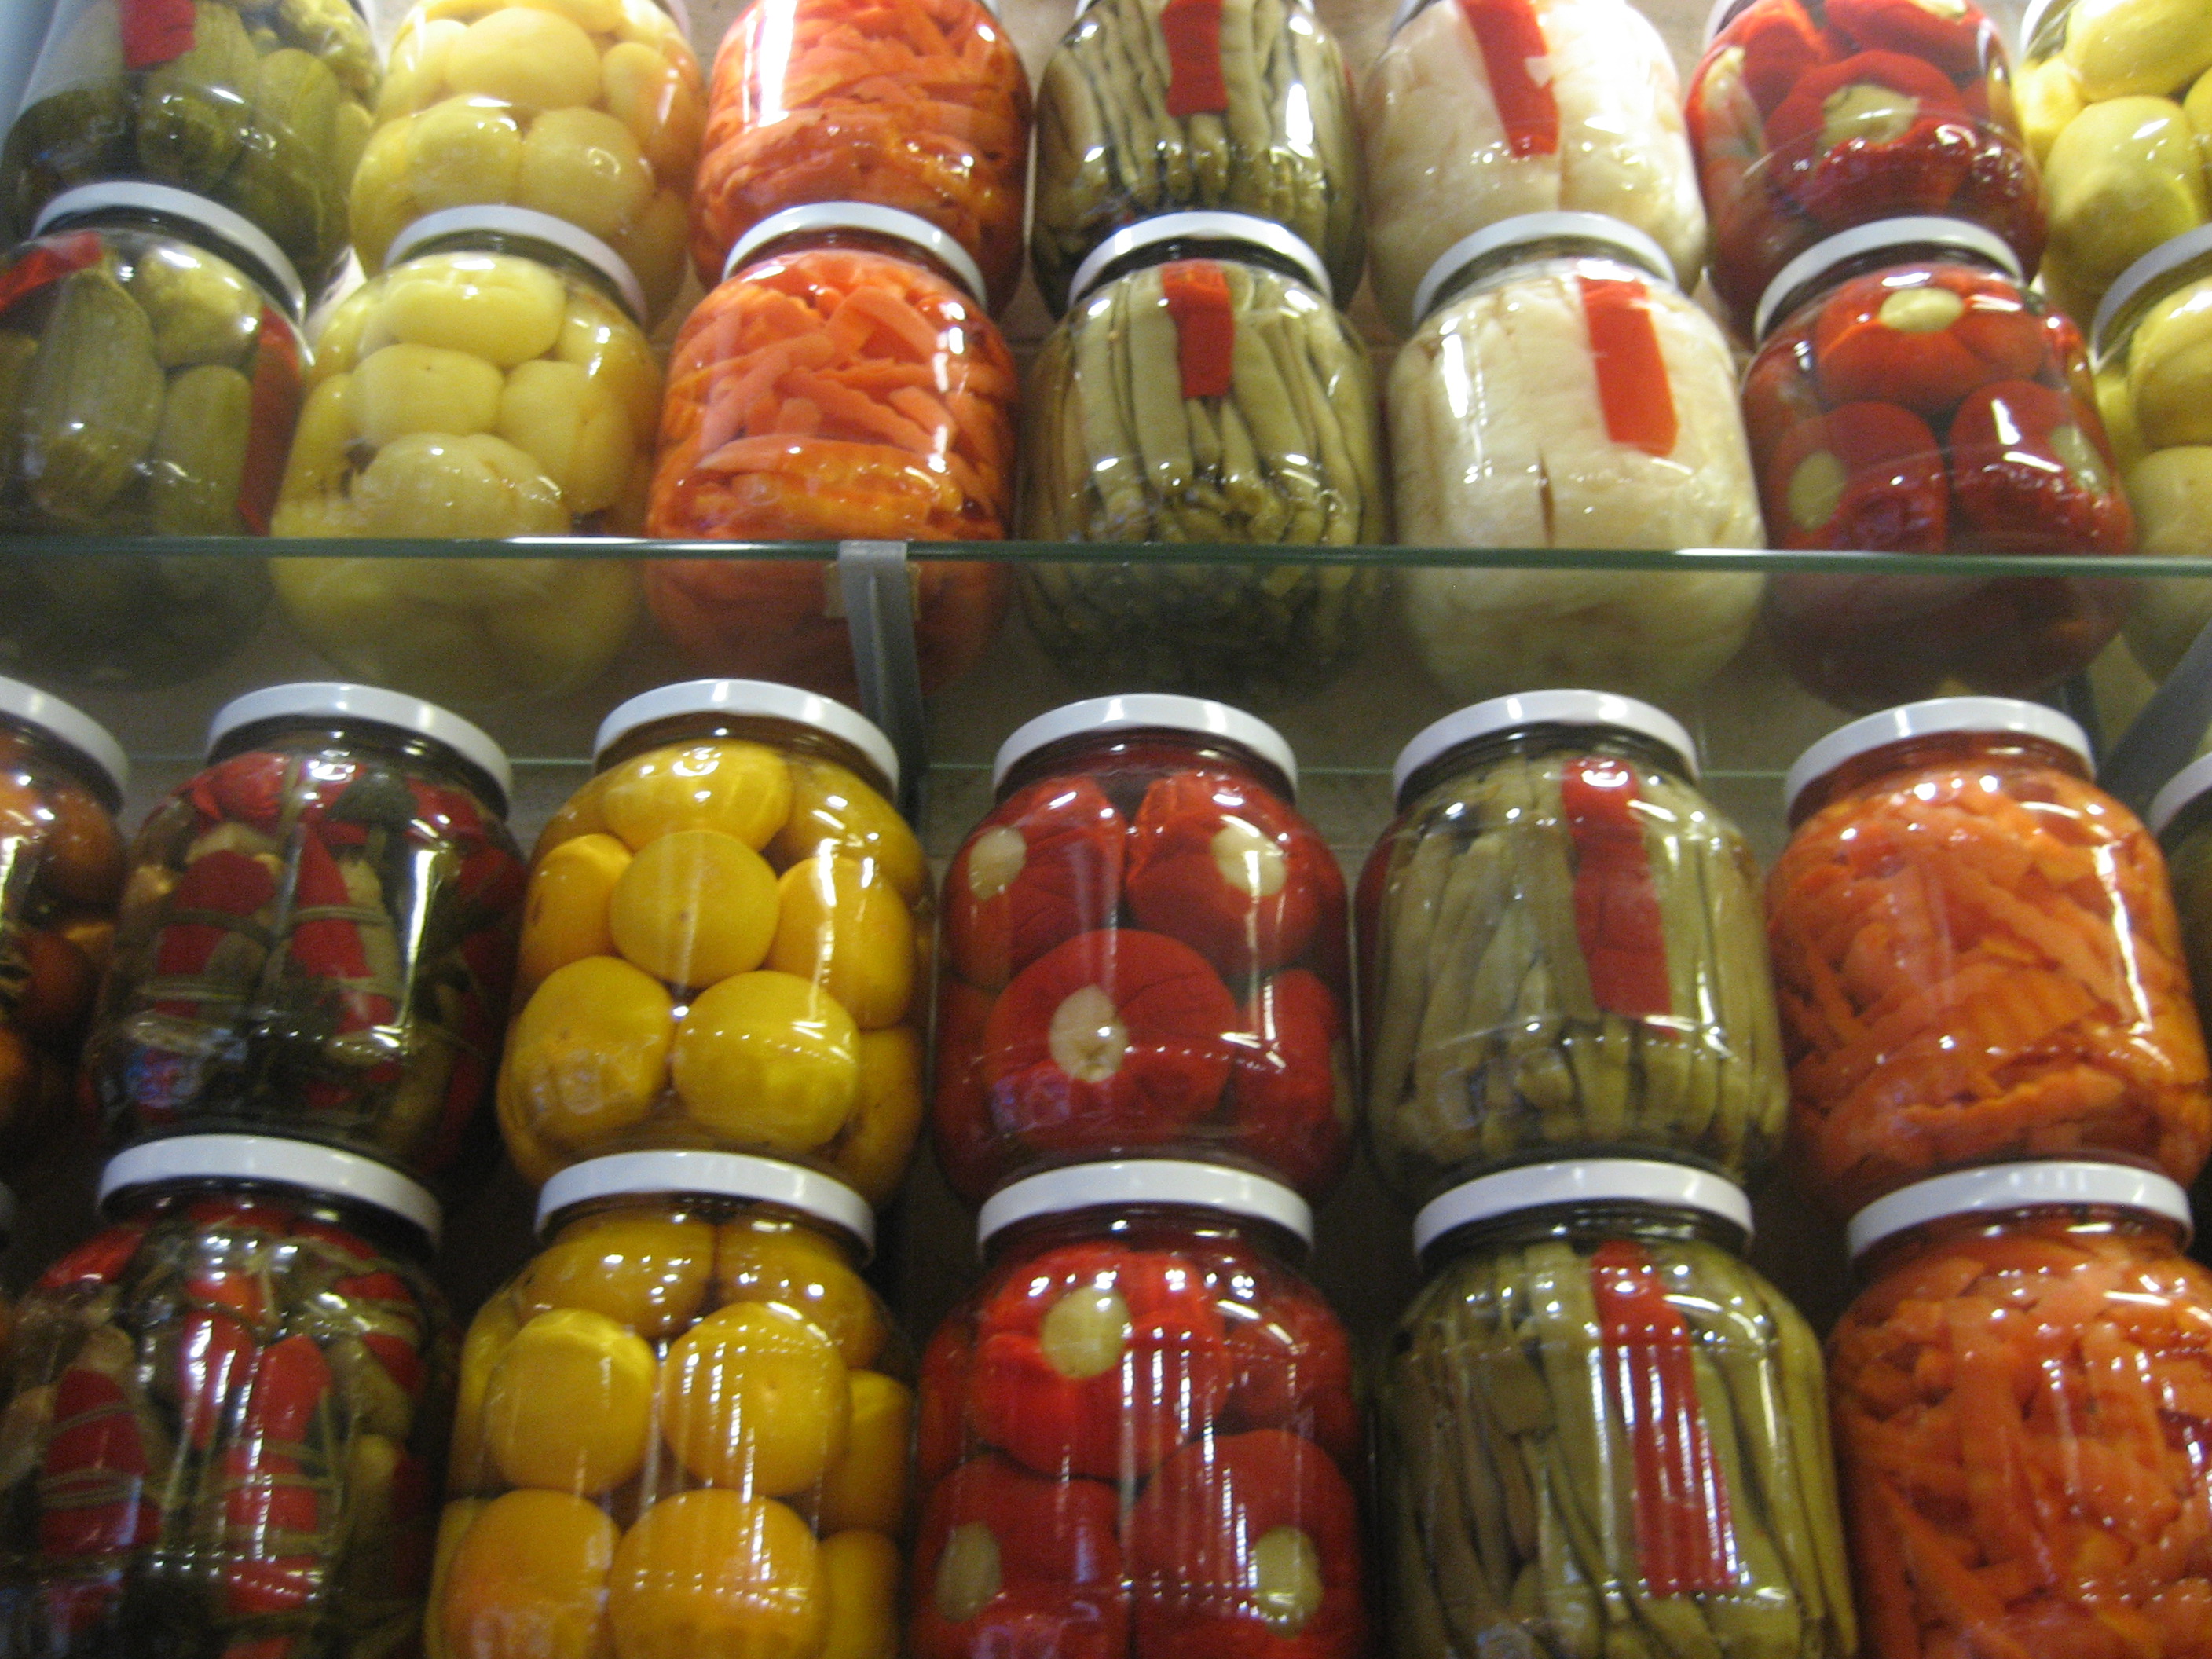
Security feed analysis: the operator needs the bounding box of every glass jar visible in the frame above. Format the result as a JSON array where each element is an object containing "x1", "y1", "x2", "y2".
[
  {"x1": 1361, "y1": 692, "x2": 1785, "y2": 1204},
  {"x1": 1832, "y1": 1161, "x2": 2212, "y2": 1656},
  {"x1": 914, "y1": 1161, "x2": 1364, "y2": 1657},
  {"x1": 0, "y1": 2, "x2": 57, "y2": 165},
  {"x1": 1363, "y1": 0, "x2": 1706, "y2": 339},
  {"x1": 86, "y1": 683, "x2": 526, "y2": 1185},
  {"x1": 1689, "y1": 0, "x2": 2042, "y2": 339},
  {"x1": 643, "y1": 204, "x2": 1014, "y2": 705},
  {"x1": 0, "y1": 1134, "x2": 451, "y2": 1659},
  {"x1": 1385, "y1": 1161, "x2": 1855, "y2": 1657},
  {"x1": 500, "y1": 680, "x2": 927, "y2": 1202},
  {"x1": 936, "y1": 696, "x2": 1349, "y2": 1203},
  {"x1": 1749, "y1": 218, "x2": 2130, "y2": 711},
  {"x1": 1770, "y1": 698, "x2": 2211, "y2": 1215},
  {"x1": 353, "y1": 0, "x2": 701, "y2": 324},
  {"x1": 1021, "y1": 213, "x2": 1387, "y2": 704},
  {"x1": 1392, "y1": 214, "x2": 1764, "y2": 705},
  {"x1": 436, "y1": 1151, "x2": 903, "y2": 1659},
  {"x1": 692, "y1": 0, "x2": 1029, "y2": 315},
  {"x1": 2154, "y1": 753, "x2": 2212, "y2": 1024}
]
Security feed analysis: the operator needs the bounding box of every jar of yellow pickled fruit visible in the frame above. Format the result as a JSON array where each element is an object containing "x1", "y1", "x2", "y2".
[
  {"x1": 499, "y1": 679, "x2": 928, "y2": 1199},
  {"x1": 434, "y1": 1149, "x2": 905, "y2": 1659},
  {"x1": 269, "y1": 207, "x2": 655, "y2": 708}
]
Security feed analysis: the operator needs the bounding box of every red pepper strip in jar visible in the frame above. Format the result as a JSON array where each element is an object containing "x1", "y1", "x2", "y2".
[
  {"x1": 1577, "y1": 276, "x2": 1680, "y2": 457},
  {"x1": 1734, "y1": 1, "x2": 1835, "y2": 115},
  {"x1": 1812, "y1": 267, "x2": 2049, "y2": 414},
  {"x1": 912, "y1": 1454, "x2": 1129, "y2": 1658},
  {"x1": 1946, "y1": 379, "x2": 2133, "y2": 553},
  {"x1": 1763, "y1": 401, "x2": 1948, "y2": 550},
  {"x1": 1824, "y1": 0, "x2": 1983, "y2": 76},
  {"x1": 1560, "y1": 757, "x2": 1672, "y2": 1020},
  {"x1": 1767, "y1": 53, "x2": 1972, "y2": 224},
  {"x1": 1160, "y1": 261, "x2": 1236, "y2": 399},
  {"x1": 943, "y1": 776, "x2": 1127, "y2": 991},
  {"x1": 1159, "y1": 0, "x2": 1232, "y2": 119},
  {"x1": 1229, "y1": 970, "x2": 1350, "y2": 1200},
  {"x1": 1458, "y1": 0, "x2": 1561, "y2": 157},
  {"x1": 1126, "y1": 771, "x2": 1329, "y2": 979}
]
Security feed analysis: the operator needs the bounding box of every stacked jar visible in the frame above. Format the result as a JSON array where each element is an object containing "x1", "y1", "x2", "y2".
[{"x1": 2152, "y1": 753, "x2": 2212, "y2": 1020}]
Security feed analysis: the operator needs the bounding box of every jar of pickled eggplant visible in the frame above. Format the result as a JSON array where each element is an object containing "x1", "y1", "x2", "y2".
[
  {"x1": 1769, "y1": 697, "x2": 2212, "y2": 1215},
  {"x1": 936, "y1": 695, "x2": 1349, "y2": 1203},
  {"x1": 693, "y1": 0, "x2": 1029, "y2": 314},
  {"x1": 500, "y1": 679, "x2": 926, "y2": 1201},
  {"x1": 353, "y1": 0, "x2": 701, "y2": 323},
  {"x1": 1688, "y1": 0, "x2": 2042, "y2": 339},
  {"x1": 915, "y1": 1160, "x2": 1364, "y2": 1657},
  {"x1": 86, "y1": 683, "x2": 526, "y2": 1185},
  {"x1": 1022, "y1": 212, "x2": 1387, "y2": 703},
  {"x1": 1385, "y1": 1159, "x2": 1855, "y2": 1657},
  {"x1": 1363, "y1": 0, "x2": 1707, "y2": 339},
  {"x1": 1392, "y1": 214, "x2": 1764, "y2": 705},
  {"x1": 1748, "y1": 218, "x2": 2130, "y2": 710},
  {"x1": 0, "y1": 1133, "x2": 450, "y2": 1659},
  {"x1": 437, "y1": 1150, "x2": 904, "y2": 1659},
  {"x1": 1362, "y1": 690, "x2": 1786, "y2": 1203},
  {"x1": 1833, "y1": 1159, "x2": 2212, "y2": 1656},
  {"x1": 643, "y1": 203, "x2": 1015, "y2": 705}
]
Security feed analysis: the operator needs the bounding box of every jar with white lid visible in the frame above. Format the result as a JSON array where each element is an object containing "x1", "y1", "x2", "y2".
[
  {"x1": 87, "y1": 683, "x2": 526, "y2": 1185},
  {"x1": 1391, "y1": 212, "x2": 1764, "y2": 706},
  {"x1": 2149, "y1": 752, "x2": 2212, "y2": 1043}
]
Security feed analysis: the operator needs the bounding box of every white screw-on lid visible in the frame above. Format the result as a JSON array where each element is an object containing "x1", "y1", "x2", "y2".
[
  {"x1": 978, "y1": 1159, "x2": 1313, "y2": 1249},
  {"x1": 1414, "y1": 1159, "x2": 1754, "y2": 1256},
  {"x1": 1412, "y1": 211, "x2": 1676, "y2": 327},
  {"x1": 1753, "y1": 216, "x2": 2022, "y2": 341},
  {"x1": 1783, "y1": 696, "x2": 2089, "y2": 819},
  {"x1": 2150, "y1": 751, "x2": 2212, "y2": 837},
  {"x1": 537, "y1": 1150, "x2": 874, "y2": 1253},
  {"x1": 1068, "y1": 211, "x2": 1331, "y2": 307},
  {"x1": 98, "y1": 1133, "x2": 443, "y2": 1243},
  {"x1": 31, "y1": 181, "x2": 306, "y2": 319},
  {"x1": 2093, "y1": 224, "x2": 2212, "y2": 360},
  {"x1": 724, "y1": 203, "x2": 986, "y2": 306},
  {"x1": 210, "y1": 683, "x2": 512, "y2": 812},
  {"x1": 1393, "y1": 690, "x2": 1698, "y2": 802},
  {"x1": 386, "y1": 205, "x2": 647, "y2": 324},
  {"x1": 0, "y1": 676, "x2": 128, "y2": 803},
  {"x1": 595, "y1": 679, "x2": 899, "y2": 790},
  {"x1": 1848, "y1": 1160, "x2": 2192, "y2": 1258},
  {"x1": 993, "y1": 694, "x2": 1298, "y2": 793}
]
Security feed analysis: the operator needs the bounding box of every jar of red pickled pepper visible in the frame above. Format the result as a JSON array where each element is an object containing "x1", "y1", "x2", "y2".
[
  {"x1": 1832, "y1": 1160, "x2": 2212, "y2": 1657},
  {"x1": 643, "y1": 203, "x2": 1015, "y2": 705},
  {"x1": 1769, "y1": 697, "x2": 2212, "y2": 1216},
  {"x1": 1747, "y1": 217, "x2": 2131, "y2": 711},
  {"x1": 914, "y1": 1159, "x2": 1364, "y2": 1658},
  {"x1": 935, "y1": 694, "x2": 1350, "y2": 1203}
]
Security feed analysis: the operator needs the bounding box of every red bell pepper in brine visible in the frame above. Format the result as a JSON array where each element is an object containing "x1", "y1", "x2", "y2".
[
  {"x1": 1126, "y1": 771, "x2": 1331, "y2": 979},
  {"x1": 1766, "y1": 52, "x2": 1973, "y2": 225},
  {"x1": 1823, "y1": 0, "x2": 1986, "y2": 78},
  {"x1": 1811, "y1": 267, "x2": 2047, "y2": 414},
  {"x1": 910, "y1": 1455, "x2": 1129, "y2": 1659},
  {"x1": 1762, "y1": 401, "x2": 1948, "y2": 550},
  {"x1": 1221, "y1": 1285, "x2": 1360, "y2": 1467},
  {"x1": 1946, "y1": 379, "x2": 2133, "y2": 554},
  {"x1": 1228, "y1": 970, "x2": 1348, "y2": 1196},
  {"x1": 1734, "y1": 0, "x2": 1839, "y2": 116},
  {"x1": 932, "y1": 976, "x2": 1002, "y2": 1199},
  {"x1": 944, "y1": 777, "x2": 1126, "y2": 990}
]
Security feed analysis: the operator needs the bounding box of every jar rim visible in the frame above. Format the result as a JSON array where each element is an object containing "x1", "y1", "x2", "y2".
[
  {"x1": 1067, "y1": 211, "x2": 1331, "y2": 307},
  {"x1": 723, "y1": 202, "x2": 985, "y2": 306},
  {"x1": 1752, "y1": 215, "x2": 2021, "y2": 342},
  {"x1": 1782, "y1": 695, "x2": 2089, "y2": 819},
  {"x1": 993, "y1": 694, "x2": 1297, "y2": 793},
  {"x1": 1393, "y1": 689, "x2": 1698, "y2": 803},
  {"x1": 98, "y1": 1133, "x2": 442, "y2": 1243},
  {"x1": 977, "y1": 1159, "x2": 1313, "y2": 1250},
  {"x1": 0, "y1": 676, "x2": 129, "y2": 804},
  {"x1": 595, "y1": 678, "x2": 899, "y2": 791},
  {"x1": 537, "y1": 1151, "x2": 874, "y2": 1254},
  {"x1": 31, "y1": 181, "x2": 306, "y2": 320},
  {"x1": 1847, "y1": 1160, "x2": 2192, "y2": 1259},
  {"x1": 2093, "y1": 222, "x2": 2212, "y2": 359},
  {"x1": 208, "y1": 682, "x2": 512, "y2": 812},
  {"x1": 1414, "y1": 1159, "x2": 1752, "y2": 1256},
  {"x1": 387, "y1": 205, "x2": 648, "y2": 325},
  {"x1": 2149, "y1": 750, "x2": 2212, "y2": 837},
  {"x1": 1411, "y1": 211, "x2": 1676, "y2": 328}
]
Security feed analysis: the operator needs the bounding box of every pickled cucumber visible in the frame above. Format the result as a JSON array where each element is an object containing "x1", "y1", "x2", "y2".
[
  {"x1": 0, "y1": 333, "x2": 35, "y2": 466},
  {"x1": 137, "y1": 2, "x2": 258, "y2": 188},
  {"x1": 17, "y1": 267, "x2": 164, "y2": 520},
  {"x1": 148, "y1": 364, "x2": 253, "y2": 534},
  {"x1": 128, "y1": 253, "x2": 259, "y2": 369}
]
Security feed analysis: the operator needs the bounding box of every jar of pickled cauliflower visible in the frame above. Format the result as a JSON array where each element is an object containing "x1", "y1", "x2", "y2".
[
  {"x1": 500, "y1": 679, "x2": 927, "y2": 1201},
  {"x1": 1392, "y1": 214, "x2": 1764, "y2": 705},
  {"x1": 0, "y1": 1133, "x2": 450, "y2": 1659},
  {"x1": 437, "y1": 1150, "x2": 904, "y2": 1659},
  {"x1": 914, "y1": 1161, "x2": 1364, "y2": 1657},
  {"x1": 87, "y1": 683, "x2": 526, "y2": 1185},
  {"x1": 936, "y1": 695, "x2": 1350, "y2": 1203},
  {"x1": 354, "y1": 0, "x2": 701, "y2": 323},
  {"x1": 1770, "y1": 698, "x2": 2212, "y2": 1214},
  {"x1": 643, "y1": 203, "x2": 1015, "y2": 705},
  {"x1": 1386, "y1": 1160, "x2": 1855, "y2": 1657},
  {"x1": 1833, "y1": 1160, "x2": 2212, "y2": 1656}
]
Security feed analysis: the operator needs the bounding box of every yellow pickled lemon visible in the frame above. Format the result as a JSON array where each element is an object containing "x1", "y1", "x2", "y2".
[
  {"x1": 601, "y1": 40, "x2": 686, "y2": 162},
  {"x1": 351, "y1": 433, "x2": 569, "y2": 538},
  {"x1": 608, "y1": 1491, "x2": 825, "y2": 1659},
  {"x1": 450, "y1": 1295, "x2": 523, "y2": 1489},
  {"x1": 815, "y1": 1372, "x2": 912, "y2": 1534},
  {"x1": 601, "y1": 742, "x2": 793, "y2": 851},
  {"x1": 518, "y1": 107, "x2": 654, "y2": 242},
  {"x1": 659, "y1": 1302, "x2": 851, "y2": 1495},
  {"x1": 348, "y1": 120, "x2": 420, "y2": 268},
  {"x1": 671, "y1": 972, "x2": 859, "y2": 1152},
  {"x1": 500, "y1": 358, "x2": 635, "y2": 515},
  {"x1": 2124, "y1": 447, "x2": 2212, "y2": 676},
  {"x1": 522, "y1": 1211, "x2": 714, "y2": 1337},
  {"x1": 2131, "y1": 277, "x2": 2212, "y2": 447},
  {"x1": 504, "y1": 957, "x2": 674, "y2": 1151},
  {"x1": 817, "y1": 1531, "x2": 897, "y2": 1659},
  {"x1": 2016, "y1": 55, "x2": 2086, "y2": 167},
  {"x1": 484, "y1": 1307, "x2": 657, "y2": 1493},
  {"x1": 445, "y1": 6, "x2": 603, "y2": 111},
  {"x1": 519, "y1": 833, "x2": 630, "y2": 992},
  {"x1": 2097, "y1": 367, "x2": 2148, "y2": 477},
  {"x1": 827, "y1": 1028, "x2": 922, "y2": 1208},
  {"x1": 276, "y1": 375, "x2": 354, "y2": 502},
  {"x1": 379, "y1": 13, "x2": 464, "y2": 120},
  {"x1": 525, "y1": 0, "x2": 624, "y2": 31},
  {"x1": 766, "y1": 856, "x2": 914, "y2": 1031},
  {"x1": 2064, "y1": 0, "x2": 2212, "y2": 100},
  {"x1": 310, "y1": 288, "x2": 376, "y2": 381},
  {"x1": 427, "y1": 1498, "x2": 487, "y2": 1659},
  {"x1": 349, "y1": 342, "x2": 504, "y2": 446},
  {"x1": 609, "y1": 830, "x2": 778, "y2": 988},
  {"x1": 714, "y1": 1220, "x2": 887, "y2": 1369},
  {"x1": 381, "y1": 248, "x2": 565, "y2": 368},
  {"x1": 559, "y1": 295, "x2": 661, "y2": 445},
  {"x1": 769, "y1": 759, "x2": 924, "y2": 902},
  {"x1": 440, "y1": 1489, "x2": 619, "y2": 1659},
  {"x1": 537, "y1": 778, "x2": 611, "y2": 859},
  {"x1": 398, "y1": 97, "x2": 526, "y2": 229},
  {"x1": 2045, "y1": 96, "x2": 2207, "y2": 308}
]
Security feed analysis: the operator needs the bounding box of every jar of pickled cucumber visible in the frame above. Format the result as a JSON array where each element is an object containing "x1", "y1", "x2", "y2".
[
  {"x1": 643, "y1": 203, "x2": 1015, "y2": 705},
  {"x1": 87, "y1": 683, "x2": 526, "y2": 1185},
  {"x1": 936, "y1": 694, "x2": 1350, "y2": 1203},
  {"x1": 1385, "y1": 1159, "x2": 1855, "y2": 1657},
  {"x1": 0, "y1": 0, "x2": 378, "y2": 299},
  {"x1": 436, "y1": 1150, "x2": 903, "y2": 1659},
  {"x1": 1833, "y1": 1160, "x2": 2212, "y2": 1654},
  {"x1": 0, "y1": 1133, "x2": 450, "y2": 1659},
  {"x1": 354, "y1": 0, "x2": 701, "y2": 323},
  {"x1": 500, "y1": 679, "x2": 927, "y2": 1200},
  {"x1": 914, "y1": 1160, "x2": 1364, "y2": 1657},
  {"x1": 1770, "y1": 698, "x2": 2212, "y2": 1215}
]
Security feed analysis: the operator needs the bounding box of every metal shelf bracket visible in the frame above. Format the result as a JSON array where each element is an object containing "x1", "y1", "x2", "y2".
[{"x1": 837, "y1": 539, "x2": 927, "y2": 819}]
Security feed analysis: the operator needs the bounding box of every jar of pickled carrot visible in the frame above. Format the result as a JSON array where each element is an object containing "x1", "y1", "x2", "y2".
[
  {"x1": 692, "y1": 0, "x2": 1029, "y2": 314},
  {"x1": 643, "y1": 203, "x2": 1015, "y2": 704},
  {"x1": 914, "y1": 1160, "x2": 1364, "y2": 1657},
  {"x1": 500, "y1": 679, "x2": 928, "y2": 1201},
  {"x1": 436, "y1": 1150, "x2": 904, "y2": 1659},
  {"x1": 1832, "y1": 1160, "x2": 2212, "y2": 1657},
  {"x1": 1769, "y1": 698, "x2": 2212, "y2": 1215}
]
